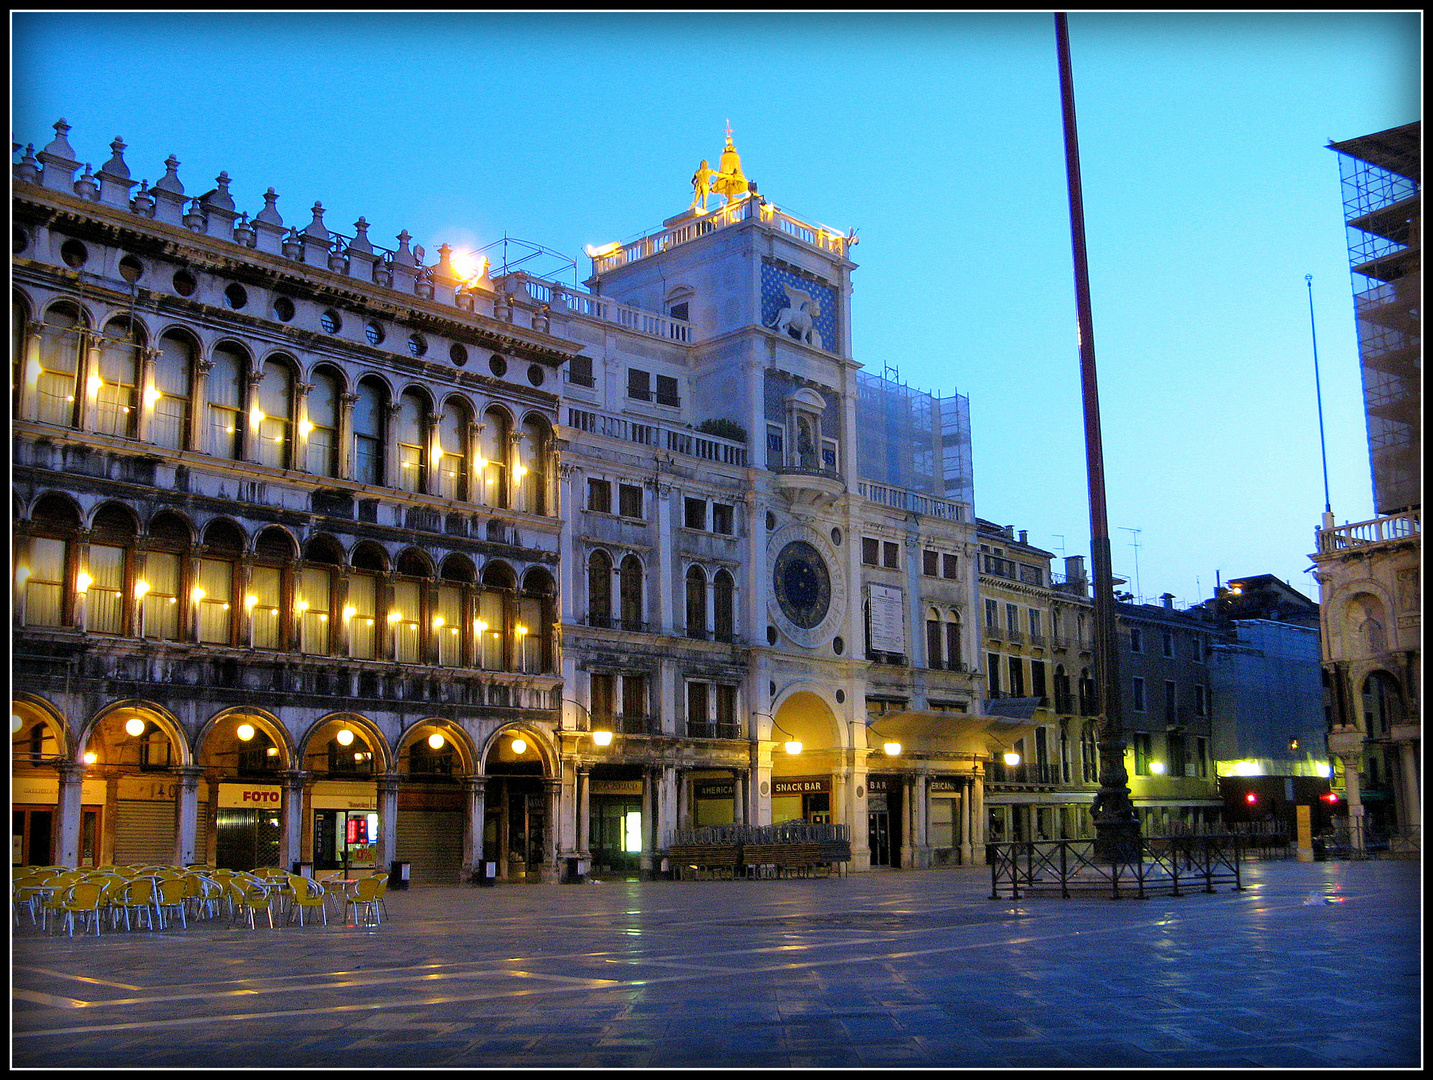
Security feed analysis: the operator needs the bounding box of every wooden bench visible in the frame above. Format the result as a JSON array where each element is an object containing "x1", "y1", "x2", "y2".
[{"x1": 668, "y1": 845, "x2": 740, "y2": 880}]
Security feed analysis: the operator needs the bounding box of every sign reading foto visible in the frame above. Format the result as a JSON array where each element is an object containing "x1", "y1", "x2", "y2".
[{"x1": 218, "y1": 784, "x2": 282, "y2": 809}]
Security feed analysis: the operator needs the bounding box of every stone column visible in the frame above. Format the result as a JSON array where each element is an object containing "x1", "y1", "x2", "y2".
[
  {"x1": 191, "y1": 357, "x2": 212, "y2": 455},
  {"x1": 1342, "y1": 758, "x2": 1365, "y2": 852},
  {"x1": 243, "y1": 371, "x2": 264, "y2": 462},
  {"x1": 136, "y1": 346, "x2": 160, "y2": 444},
  {"x1": 1398, "y1": 741, "x2": 1420, "y2": 832},
  {"x1": 76, "y1": 331, "x2": 101, "y2": 432},
  {"x1": 544, "y1": 777, "x2": 562, "y2": 881},
  {"x1": 462, "y1": 774, "x2": 487, "y2": 881},
  {"x1": 675, "y1": 768, "x2": 688, "y2": 831},
  {"x1": 958, "y1": 779, "x2": 972, "y2": 865},
  {"x1": 732, "y1": 767, "x2": 746, "y2": 827},
  {"x1": 294, "y1": 381, "x2": 313, "y2": 474},
  {"x1": 916, "y1": 772, "x2": 929, "y2": 868},
  {"x1": 971, "y1": 766, "x2": 986, "y2": 865},
  {"x1": 375, "y1": 772, "x2": 400, "y2": 871},
  {"x1": 577, "y1": 767, "x2": 591, "y2": 859},
  {"x1": 383, "y1": 401, "x2": 403, "y2": 490},
  {"x1": 338, "y1": 392, "x2": 358, "y2": 481},
  {"x1": 174, "y1": 765, "x2": 205, "y2": 866},
  {"x1": 205, "y1": 777, "x2": 221, "y2": 865},
  {"x1": 54, "y1": 761, "x2": 86, "y2": 868},
  {"x1": 281, "y1": 770, "x2": 306, "y2": 871},
  {"x1": 899, "y1": 775, "x2": 915, "y2": 869},
  {"x1": 640, "y1": 768, "x2": 657, "y2": 877}
]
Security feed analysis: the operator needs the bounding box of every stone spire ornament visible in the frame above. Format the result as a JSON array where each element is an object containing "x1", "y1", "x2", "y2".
[{"x1": 98, "y1": 137, "x2": 136, "y2": 207}]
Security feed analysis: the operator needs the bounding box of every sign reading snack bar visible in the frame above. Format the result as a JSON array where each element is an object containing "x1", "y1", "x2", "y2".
[
  {"x1": 771, "y1": 777, "x2": 831, "y2": 796},
  {"x1": 867, "y1": 583, "x2": 905, "y2": 654},
  {"x1": 218, "y1": 784, "x2": 282, "y2": 809}
]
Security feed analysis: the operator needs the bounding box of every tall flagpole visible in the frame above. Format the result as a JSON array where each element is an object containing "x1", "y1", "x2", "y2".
[
  {"x1": 1306, "y1": 274, "x2": 1333, "y2": 516},
  {"x1": 1054, "y1": 12, "x2": 1140, "y2": 856}
]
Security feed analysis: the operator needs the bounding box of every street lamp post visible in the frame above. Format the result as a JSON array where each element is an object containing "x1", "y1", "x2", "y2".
[{"x1": 1055, "y1": 12, "x2": 1140, "y2": 859}]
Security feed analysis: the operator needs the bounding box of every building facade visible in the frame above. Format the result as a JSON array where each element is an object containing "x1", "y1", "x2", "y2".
[{"x1": 1311, "y1": 121, "x2": 1421, "y2": 850}]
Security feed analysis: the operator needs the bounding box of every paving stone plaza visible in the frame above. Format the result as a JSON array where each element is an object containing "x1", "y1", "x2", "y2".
[{"x1": 12, "y1": 859, "x2": 1421, "y2": 1069}]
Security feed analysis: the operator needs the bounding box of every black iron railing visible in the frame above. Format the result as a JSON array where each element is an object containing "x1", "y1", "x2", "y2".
[{"x1": 988, "y1": 835, "x2": 1244, "y2": 900}]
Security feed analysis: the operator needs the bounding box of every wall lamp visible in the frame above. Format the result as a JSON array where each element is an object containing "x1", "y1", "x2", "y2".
[
  {"x1": 756, "y1": 713, "x2": 802, "y2": 755},
  {"x1": 565, "y1": 698, "x2": 613, "y2": 747}
]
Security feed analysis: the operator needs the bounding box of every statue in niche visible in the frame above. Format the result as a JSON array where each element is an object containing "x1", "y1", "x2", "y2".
[
  {"x1": 1362, "y1": 617, "x2": 1386, "y2": 655},
  {"x1": 768, "y1": 283, "x2": 823, "y2": 349}
]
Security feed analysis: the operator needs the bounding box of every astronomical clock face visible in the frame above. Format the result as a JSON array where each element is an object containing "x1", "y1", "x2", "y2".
[
  {"x1": 768, "y1": 523, "x2": 846, "y2": 648},
  {"x1": 774, "y1": 541, "x2": 830, "y2": 629}
]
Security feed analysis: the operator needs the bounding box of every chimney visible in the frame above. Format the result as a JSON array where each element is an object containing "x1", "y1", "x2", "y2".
[
  {"x1": 1018, "y1": 530, "x2": 1028, "y2": 544},
  {"x1": 1161, "y1": 593, "x2": 1175, "y2": 610}
]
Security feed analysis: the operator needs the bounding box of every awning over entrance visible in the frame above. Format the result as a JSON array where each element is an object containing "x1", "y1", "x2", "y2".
[{"x1": 864, "y1": 709, "x2": 1043, "y2": 760}]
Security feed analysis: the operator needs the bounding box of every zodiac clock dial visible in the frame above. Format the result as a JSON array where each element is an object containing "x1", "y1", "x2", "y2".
[{"x1": 773, "y1": 540, "x2": 831, "y2": 629}]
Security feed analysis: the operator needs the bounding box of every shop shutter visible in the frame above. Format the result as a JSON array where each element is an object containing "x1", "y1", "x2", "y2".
[
  {"x1": 113, "y1": 800, "x2": 176, "y2": 865},
  {"x1": 395, "y1": 809, "x2": 464, "y2": 885}
]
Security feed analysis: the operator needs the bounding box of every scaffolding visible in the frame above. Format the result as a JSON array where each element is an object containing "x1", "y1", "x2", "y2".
[
  {"x1": 855, "y1": 370, "x2": 974, "y2": 509},
  {"x1": 1330, "y1": 122, "x2": 1421, "y2": 515}
]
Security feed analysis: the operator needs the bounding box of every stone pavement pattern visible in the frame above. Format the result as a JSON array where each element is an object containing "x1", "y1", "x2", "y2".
[{"x1": 12, "y1": 860, "x2": 1421, "y2": 1068}]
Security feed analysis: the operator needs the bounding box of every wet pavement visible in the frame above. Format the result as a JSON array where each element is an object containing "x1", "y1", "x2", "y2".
[{"x1": 11, "y1": 859, "x2": 1421, "y2": 1068}]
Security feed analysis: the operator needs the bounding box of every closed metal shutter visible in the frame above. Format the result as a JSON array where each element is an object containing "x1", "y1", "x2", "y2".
[
  {"x1": 395, "y1": 809, "x2": 464, "y2": 885},
  {"x1": 113, "y1": 800, "x2": 176, "y2": 865}
]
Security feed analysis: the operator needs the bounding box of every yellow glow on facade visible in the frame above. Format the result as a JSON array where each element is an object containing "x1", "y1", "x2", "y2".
[
  {"x1": 1003, "y1": 751, "x2": 1022, "y2": 768},
  {"x1": 191, "y1": 586, "x2": 205, "y2": 602},
  {"x1": 1232, "y1": 761, "x2": 1262, "y2": 777},
  {"x1": 144, "y1": 386, "x2": 162, "y2": 407},
  {"x1": 83, "y1": 751, "x2": 98, "y2": 765},
  {"x1": 87, "y1": 373, "x2": 102, "y2": 398},
  {"x1": 16, "y1": 566, "x2": 32, "y2": 587},
  {"x1": 134, "y1": 580, "x2": 150, "y2": 599},
  {"x1": 76, "y1": 571, "x2": 92, "y2": 594},
  {"x1": 883, "y1": 741, "x2": 902, "y2": 757},
  {"x1": 342, "y1": 605, "x2": 357, "y2": 621},
  {"x1": 784, "y1": 739, "x2": 803, "y2": 755},
  {"x1": 250, "y1": 406, "x2": 265, "y2": 428},
  {"x1": 387, "y1": 610, "x2": 402, "y2": 624}
]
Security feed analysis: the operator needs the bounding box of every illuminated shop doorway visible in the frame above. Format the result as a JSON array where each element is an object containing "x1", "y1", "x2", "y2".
[
  {"x1": 313, "y1": 808, "x2": 379, "y2": 874},
  {"x1": 588, "y1": 766, "x2": 644, "y2": 876},
  {"x1": 483, "y1": 729, "x2": 548, "y2": 881},
  {"x1": 866, "y1": 774, "x2": 902, "y2": 867}
]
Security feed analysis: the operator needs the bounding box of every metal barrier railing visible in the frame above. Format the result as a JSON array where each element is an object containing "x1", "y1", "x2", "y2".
[{"x1": 989, "y1": 835, "x2": 1244, "y2": 900}]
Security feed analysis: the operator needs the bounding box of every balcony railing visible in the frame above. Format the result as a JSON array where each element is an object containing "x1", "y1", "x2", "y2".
[
  {"x1": 987, "y1": 761, "x2": 1066, "y2": 786},
  {"x1": 566, "y1": 408, "x2": 748, "y2": 468},
  {"x1": 1316, "y1": 509, "x2": 1420, "y2": 554},
  {"x1": 685, "y1": 721, "x2": 744, "y2": 740},
  {"x1": 857, "y1": 482, "x2": 968, "y2": 523}
]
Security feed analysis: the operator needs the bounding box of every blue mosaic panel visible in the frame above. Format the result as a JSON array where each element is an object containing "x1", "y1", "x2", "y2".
[{"x1": 761, "y1": 261, "x2": 838, "y2": 352}]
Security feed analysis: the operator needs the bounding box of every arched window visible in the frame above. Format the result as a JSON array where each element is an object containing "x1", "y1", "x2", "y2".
[
  {"x1": 619, "y1": 554, "x2": 644, "y2": 632},
  {"x1": 435, "y1": 556, "x2": 474, "y2": 668},
  {"x1": 945, "y1": 610, "x2": 962, "y2": 671},
  {"x1": 587, "y1": 550, "x2": 613, "y2": 628},
  {"x1": 395, "y1": 390, "x2": 427, "y2": 493},
  {"x1": 298, "y1": 537, "x2": 343, "y2": 655},
  {"x1": 95, "y1": 318, "x2": 141, "y2": 438},
  {"x1": 478, "y1": 563, "x2": 515, "y2": 670},
  {"x1": 20, "y1": 494, "x2": 81, "y2": 627},
  {"x1": 152, "y1": 332, "x2": 195, "y2": 450},
  {"x1": 926, "y1": 607, "x2": 943, "y2": 668},
  {"x1": 477, "y1": 408, "x2": 509, "y2": 508},
  {"x1": 1054, "y1": 665, "x2": 1072, "y2": 714},
  {"x1": 1078, "y1": 668, "x2": 1096, "y2": 716},
  {"x1": 347, "y1": 543, "x2": 385, "y2": 660},
  {"x1": 36, "y1": 302, "x2": 84, "y2": 427},
  {"x1": 391, "y1": 550, "x2": 430, "y2": 663},
  {"x1": 352, "y1": 378, "x2": 385, "y2": 486},
  {"x1": 518, "y1": 569, "x2": 554, "y2": 673},
  {"x1": 306, "y1": 368, "x2": 340, "y2": 477},
  {"x1": 250, "y1": 527, "x2": 296, "y2": 650},
  {"x1": 686, "y1": 565, "x2": 708, "y2": 640},
  {"x1": 516, "y1": 416, "x2": 549, "y2": 515},
  {"x1": 86, "y1": 503, "x2": 137, "y2": 635},
  {"x1": 142, "y1": 511, "x2": 190, "y2": 642},
  {"x1": 207, "y1": 344, "x2": 246, "y2": 460},
  {"x1": 436, "y1": 397, "x2": 470, "y2": 500},
  {"x1": 255, "y1": 357, "x2": 294, "y2": 469},
  {"x1": 197, "y1": 520, "x2": 244, "y2": 644},
  {"x1": 713, "y1": 569, "x2": 735, "y2": 642}
]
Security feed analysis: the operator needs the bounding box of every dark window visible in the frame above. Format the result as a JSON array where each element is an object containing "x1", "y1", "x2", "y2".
[
  {"x1": 926, "y1": 619, "x2": 942, "y2": 668},
  {"x1": 1032, "y1": 660, "x2": 1047, "y2": 700},
  {"x1": 668, "y1": 301, "x2": 689, "y2": 321},
  {"x1": 882, "y1": 542, "x2": 899, "y2": 569},
  {"x1": 685, "y1": 498, "x2": 706, "y2": 530},
  {"x1": 627, "y1": 368, "x2": 651, "y2": 401},
  {"x1": 569, "y1": 355, "x2": 594, "y2": 387},
  {"x1": 1165, "y1": 681, "x2": 1177, "y2": 723},
  {"x1": 711, "y1": 503, "x2": 734, "y2": 535},
  {"x1": 1132, "y1": 677, "x2": 1146, "y2": 712},
  {"x1": 943, "y1": 553, "x2": 958, "y2": 579},
  {"x1": 1134, "y1": 732, "x2": 1151, "y2": 776},
  {"x1": 1163, "y1": 631, "x2": 1174, "y2": 658},
  {"x1": 619, "y1": 483, "x2": 643, "y2": 520},
  {"x1": 1008, "y1": 656, "x2": 1025, "y2": 697},
  {"x1": 587, "y1": 478, "x2": 612, "y2": 514},
  {"x1": 1129, "y1": 627, "x2": 1143, "y2": 653},
  {"x1": 862, "y1": 537, "x2": 880, "y2": 565},
  {"x1": 655, "y1": 374, "x2": 680, "y2": 407},
  {"x1": 923, "y1": 550, "x2": 939, "y2": 576},
  {"x1": 320, "y1": 309, "x2": 341, "y2": 334},
  {"x1": 986, "y1": 653, "x2": 1001, "y2": 697}
]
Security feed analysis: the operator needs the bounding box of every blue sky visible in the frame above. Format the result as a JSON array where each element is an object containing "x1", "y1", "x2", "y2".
[{"x1": 13, "y1": 12, "x2": 1421, "y2": 605}]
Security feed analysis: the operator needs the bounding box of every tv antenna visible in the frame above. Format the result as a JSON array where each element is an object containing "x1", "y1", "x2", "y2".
[{"x1": 1118, "y1": 526, "x2": 1142, "y2": 603}]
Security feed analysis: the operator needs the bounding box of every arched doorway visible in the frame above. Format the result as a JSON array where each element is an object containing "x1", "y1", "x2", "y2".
[
  {"x1": 11, "y1": 698, "x2": 95, "y2": 867},
  {"x1": 769, "y1": 692, "x2": 842, "y2": 827},
  {"x1": 303, "y1": 715, "x2": 386, "y2": 876},
  {"x1": 395, "y1": 721, "x2": 475, "y2": 885},
  {"x1": 197, "y1": 710, "x2": 292, "y2": 871},
  {"x1": 83, "y1": 705, "x2": 190, "y2": 867},
  {"x1": 483, "y1": 726, "x2": 555, "y2": 881}
]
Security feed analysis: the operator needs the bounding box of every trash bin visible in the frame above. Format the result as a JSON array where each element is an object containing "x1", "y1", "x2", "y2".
[
  {"x1": 563, "y1": 857, "x2": 586, "y2": 884},
  {"x1": 292, "y1": 861, "x2": 314, "y2": 878},
  {"x1": 388, "y1": 861, "x2": 411, "y2": 890},
  {"x1": 477, "y1": 860, "x2": 498, "y2": 887}
]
